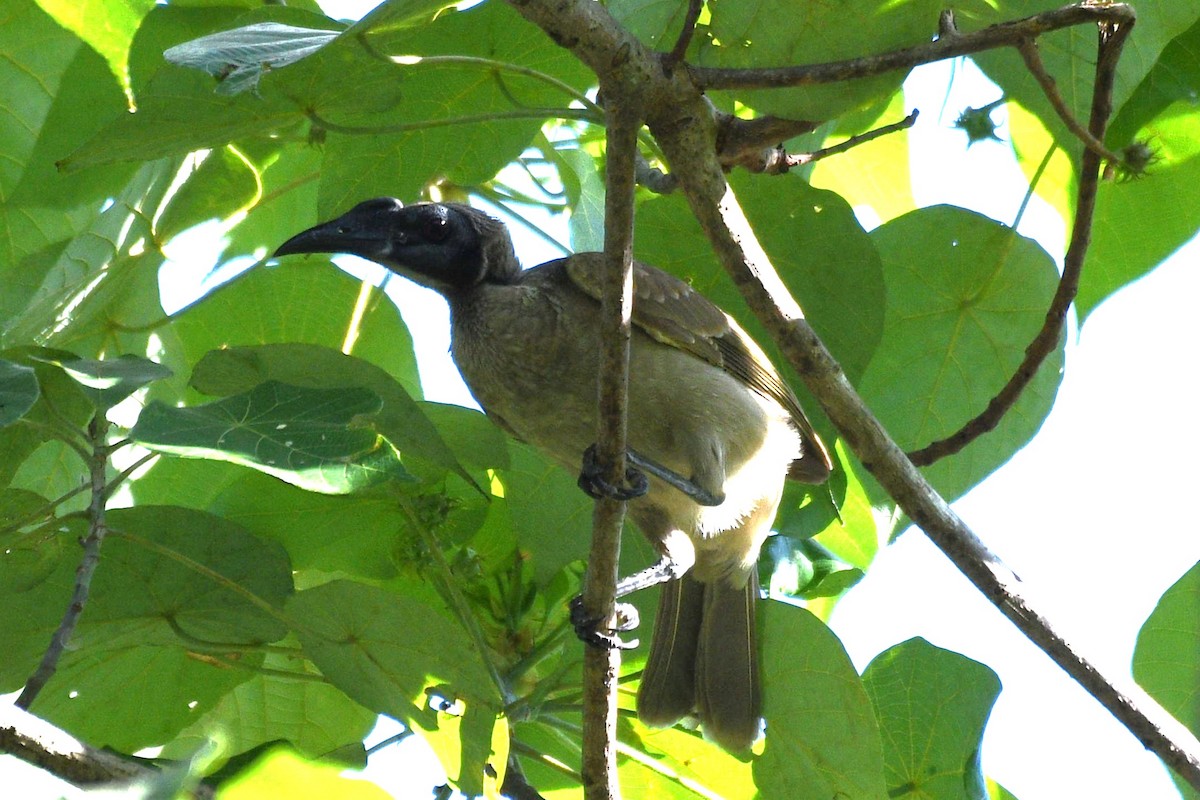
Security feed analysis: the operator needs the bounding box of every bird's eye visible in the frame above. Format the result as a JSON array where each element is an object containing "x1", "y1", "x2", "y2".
[{"x1": 422, "y1": 214, "x2": 450, "y2": 243}]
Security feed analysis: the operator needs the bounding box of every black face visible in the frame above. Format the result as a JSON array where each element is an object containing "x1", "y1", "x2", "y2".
[{"x1": 274, "y1": 199, "x2": 486, "y2": 291}]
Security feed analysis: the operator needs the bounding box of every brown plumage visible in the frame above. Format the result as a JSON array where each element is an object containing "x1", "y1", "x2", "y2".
[{"x1": 275, "y1": 199, "x2": 832, "y2": 751}]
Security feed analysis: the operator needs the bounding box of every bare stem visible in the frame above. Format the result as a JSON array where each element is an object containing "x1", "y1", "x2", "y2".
[
  {"x1": 16, "y1": 413, "x2": 111, "y2": 710},
  {"x1": 579, "y1": 95, "x2": 642, "y2": 800},
  {"x1": 691, "y1": 3, "x2": 1136, "y2": 90},
  {"x1": 908, "y1": 17, "x2": 1132, "y2": 465},
  {"x1": 1016, "y1": 38, "x2": 1124, "y2": 164}
]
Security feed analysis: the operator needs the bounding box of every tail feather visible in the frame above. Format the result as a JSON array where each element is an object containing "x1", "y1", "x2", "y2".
[
  {"x1": 637, "y1": 575, "x2": 703, "y2": 728},
  {"x1": 696, "y1": 570, "x2": 760, "y2": 751},
  {"x1": 636, "y1": 570, "x2": 761, "y2": 752}
]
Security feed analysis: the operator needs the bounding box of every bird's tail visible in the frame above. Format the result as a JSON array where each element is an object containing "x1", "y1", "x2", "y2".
[{"x1": 637, "y1": 569, "x2": 761, "y2": 751}]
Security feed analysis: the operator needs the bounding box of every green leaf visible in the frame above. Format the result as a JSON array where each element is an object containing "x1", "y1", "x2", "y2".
[
  {"x1": 191, "y1": 344, "x2": 472, "y2": 488},
  {"x1": 497, "y1": 442, "x2": 594, "y2": 585},
  {"x1": 1134, "y1": 561, "x2": 1200, "y2": 800},
  {"x1": 31, "y1": 353, "x2": 171, "y2": 411},
  {"x1": 219, "y1": 748, "x2": 394, "y2": 800},
  {"x1": 133, "y1": 380, "x2": 413, "y2": 494},
  {"x1": 0, "y1": 352, "x2": 93, "y2": 489},
  {"x1": 700, "y1": 0, "x2": 963, "y2": 119},
  {"x1": 861, "y1": 206, "x2": 1064, "y2": 503},
  {"x1": 0, "y1": 360, "x2": 39, "y2": 427},
  {"x1": 8, "y1": 505, "x2": 294, "y2": 751},
  {"x1": 1109, "y1": 17, "x2": 1200, "y2": 146},
  {"x1": 637, "y1": 173, "x2": 885, "y2": 386},
  {"x1": 755, "y1": 602, "x2": 887, "y2": 799},
  {"x1": 163, "y1": 645, "x2": 377, "y2": 770},
  {"x1": 301, "y1": 1, "x2": 593, "y2": 214},
  {"x1": 288, "y1": 580, "x2": 503, "y2": 795},
  {"x1": 3, "y1": 160, "x2": 177, "y2": 350},
  {"x1": 33, "y1": 644, "x2": 262, "y2": 753},
  {"x1": 166, "y1": 261, "x2": 421, "y2": 402},
  {"x1": 556, "y1": 143, "x2": 606, "y2": 253},
  {"x1": 974, "y1": 1, "x2": 1200, "y2": 157},
  {"x1": 609, "y1": 0, "x2": 698, "y2": 49},
  {"x1": 156, "y1": 145, "x2": 264, "y2": 242},
  {"x1": 83, "y1": 506, "x2": 294, "y2": 649},
  {"x1": 2, "y1": 0, "x2": 134, "y2": 209},
  {"x1": 1080, "y1": 106, "x2": 1200, "y2": 321},
  {"x1": 209, "y1": 470, "x2": 411, "y2": 579},
  {"x1": 33, "y1": 0, "x2": 153, "y2": 89},
  {"x1": 863, "y1": 638, "x2": 1001, "y2": 800},
  {"x1": 619, "y1": 718, "x2": 756, "y2": 799}
]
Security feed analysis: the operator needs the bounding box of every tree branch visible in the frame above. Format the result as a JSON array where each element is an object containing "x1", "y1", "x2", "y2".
[
  {"x1": 690, "y1": 3, "x2": 1136, "y2": 90},
  {"x1": 17, "y1": 413, "x2": 111, "y2": 710},
  {"x1": 578, "y1": 94, "x2": 644, "y2": 800},
  {"x1": 0, "y1": 704, "x2": 213, "y2": 798},
  {"x1": 909, "y1": 18, "x2": 1130, "y2": 465}
]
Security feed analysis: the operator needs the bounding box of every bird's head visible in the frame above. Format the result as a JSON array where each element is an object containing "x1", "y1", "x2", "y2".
[{"x1": 273, "y1": 199, "x2": 519, "y2": 293}]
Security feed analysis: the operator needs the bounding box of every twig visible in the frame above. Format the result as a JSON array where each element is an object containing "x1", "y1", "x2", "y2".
[
  {"x1": 1016, "y1": 38, "x2": 1124, "y2": 165},
  {"x1": 690, "y1": 3, "x2": 1136, "y2": 90},
  {"x1": 744, "y1": 109, "x2": 919, "y2": 174},
  {"x1": 365, "y1": 729, "x2": 414, "y2": 756},
  {"x1": 578, "y1": 94, "x2": 642, "y2": 800},
  {"x1": 662, "y1": 0, "x2": 703, "y2": 72},
  {"x1": 16, "y1": 413, "x2": 111, "y2": 710},
  {"x1": 908, "y1": 16, "x2": 1130, "y2": 465}
]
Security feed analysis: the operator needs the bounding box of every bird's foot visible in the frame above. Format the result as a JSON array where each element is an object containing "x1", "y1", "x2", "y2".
[
  {"x1": 577, "y1": 444, "x2": 649, "y2": 502},
  {"x1": 569, "y1": 596, "x2": 640, "y2": 651}
]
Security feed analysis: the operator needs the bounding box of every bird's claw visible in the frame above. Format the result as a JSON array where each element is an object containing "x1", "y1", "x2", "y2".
[
  {"x1": 569, "y1": 596, "x2": 640, "y2": 651},
  {"x1": 578, "y1": 444, "x2": 649, "y2": 502}
]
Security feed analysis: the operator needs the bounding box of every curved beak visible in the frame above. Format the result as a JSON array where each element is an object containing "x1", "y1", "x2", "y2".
[{"x1": 273, "y1": 209, "x2": 390, "y2": 262}]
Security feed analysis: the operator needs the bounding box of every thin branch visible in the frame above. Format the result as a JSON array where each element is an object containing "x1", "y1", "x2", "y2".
[
  {"x1": 908, "y1": 18, "x2": 1128, "y2": 466},
  {"x1": 663, "y1": 0, "x2": 703, "y2": 72},
  {"x1": 0, "y1": 480, "x2": 88, "y2": 538},
  {"x1": 578, "y1": 94, "x2": 643, "y2": 800},
  {"x1": 102, "y1": 449, "x2": 158, "y2": 500},
  {"x1": 17, "y1": 413, "x2": 111, "y2": 710},
  {"x1": 1016, "y1": 38, "x2": 1124, "y2": 164},
  {"x1": 741, "y1": 109, "x2": 919, "y2": 175},
  {"x1": 691, "y1": 3, "x2": 1135, "y2": 90},
  {"x1": 366, "y1": 729, "x2": 414, "y2": 756}
]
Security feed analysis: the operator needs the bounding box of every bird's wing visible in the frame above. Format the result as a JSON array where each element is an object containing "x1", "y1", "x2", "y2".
[{"x1": 565, "y1": 253, "x2": 831, "y2": 481}]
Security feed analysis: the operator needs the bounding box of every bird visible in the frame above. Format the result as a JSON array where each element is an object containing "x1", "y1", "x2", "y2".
[{"x1": 274, "y1": 198, "x2": 832, "y2": 751}]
